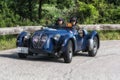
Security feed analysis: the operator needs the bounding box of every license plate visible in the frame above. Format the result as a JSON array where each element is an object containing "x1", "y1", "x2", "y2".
[{"x1": 17, "y1": 47, "x2": 28, "y2": 54}]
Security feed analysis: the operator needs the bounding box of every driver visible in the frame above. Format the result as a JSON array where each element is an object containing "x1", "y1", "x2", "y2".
[{"x1": 54, "y1": 18, "x2": 65, "y2": 28}]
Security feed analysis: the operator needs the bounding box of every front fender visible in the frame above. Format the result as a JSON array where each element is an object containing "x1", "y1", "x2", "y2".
[
  {"x1": 16, "y1": 31, "x2": 29, "y2": 47},
  {"x1": 61, "y1": 35, "x2": 77, "y2": 52}
]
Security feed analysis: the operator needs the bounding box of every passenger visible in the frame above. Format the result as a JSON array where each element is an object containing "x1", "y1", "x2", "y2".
[
  {"x1": 70, "y1": 17, "x2": 84, "y2": 37},
  {"x1": 69, "y1": 17, "x2": 78, "y2": 29}
]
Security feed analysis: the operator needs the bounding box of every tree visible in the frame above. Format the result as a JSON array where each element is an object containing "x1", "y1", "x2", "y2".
[
  {"x1": 37, "y1": 0, "x2": 57, "y2": 19},
  {"x1": 15, "y1": 0, "x2": 32, "y2": 20},
  {"x1": 77, "y1": 1, "x2": 99, "y2": 24}
]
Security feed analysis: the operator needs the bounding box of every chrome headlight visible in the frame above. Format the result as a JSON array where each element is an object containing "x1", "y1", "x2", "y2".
[
  {"x1": 24, "y1": 33, "x2": 30, "y2": 40},
  {"x1": 24, "y1": 35, "x2": 29, "y2": 39},
  {"x1": 53, "y1": 34, "x2": 61, "y2": 41},
  {"x1": 41, "y1": 34, "x2": 48, "y2": 42}
]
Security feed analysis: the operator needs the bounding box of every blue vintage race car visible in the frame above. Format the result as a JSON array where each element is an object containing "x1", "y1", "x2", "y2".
[{"x1": 16, "y1": 26, "x2": 100, "y2": 63}]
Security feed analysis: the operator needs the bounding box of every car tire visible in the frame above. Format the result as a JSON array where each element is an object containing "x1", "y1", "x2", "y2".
[
  {"x1": 88, "y1": 37, "x2": 98, "y2": 57},
  {"x1": 18, "y1": 53, "x2": 27, "y2": 58},
  {"x1": 63, "y1": 40, "x2": 73, "y2": 63}
]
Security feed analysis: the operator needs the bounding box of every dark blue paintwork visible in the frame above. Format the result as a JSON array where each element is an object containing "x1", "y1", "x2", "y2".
[{"x1": 16, "y1": 27, "x2": 99, "y2": 56}]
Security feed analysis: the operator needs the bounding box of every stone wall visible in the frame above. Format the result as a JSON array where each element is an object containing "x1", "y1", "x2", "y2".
[{"x1": 0, "y1": 24, "x2": 120, "y2": 35}]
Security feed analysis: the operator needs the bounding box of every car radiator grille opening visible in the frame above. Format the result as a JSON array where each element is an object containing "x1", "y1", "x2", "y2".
[{"x1": 32, "y1": 33, "x2": 46, "y2": 49}]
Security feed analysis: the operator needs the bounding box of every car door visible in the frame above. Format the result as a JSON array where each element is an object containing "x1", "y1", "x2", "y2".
[
  {"x1": 71, "y1": 29, "x2": 84, "y2": 51},
  {"x1": 75, "y1": 34, "x2": 84, "y2": 51},
  {"x1": 76, "y1": 29, "x2": 88, "y2": 51}
]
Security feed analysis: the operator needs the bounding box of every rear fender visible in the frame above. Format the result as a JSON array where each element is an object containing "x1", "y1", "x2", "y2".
[{"x1": 89, "y1": 30, "x2": 100, "y2": 50}]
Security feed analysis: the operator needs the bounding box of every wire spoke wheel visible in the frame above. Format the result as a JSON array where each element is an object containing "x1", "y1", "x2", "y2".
[
  {"x1": 88, "y1": 37, "x2": 98, "y2": 57},
  {"x1": 63, "y1": 40, "x2": 73, "y2": 63}
]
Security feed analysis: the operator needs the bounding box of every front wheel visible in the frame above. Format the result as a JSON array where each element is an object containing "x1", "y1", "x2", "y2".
[
  {"x1": 18, "y1": 53, "x2": 27, "y2": 58},
  {"x1": 88, "y1": 37, "x2": 98, "y2": 57},
  {"x1": 63, "y1": 40, "x2": 73, "y2": 63}
]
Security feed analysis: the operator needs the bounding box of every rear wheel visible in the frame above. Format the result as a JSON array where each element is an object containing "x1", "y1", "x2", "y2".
[
  {"x1": 63, "y1": 40, "x2": 73, "y2": 63},
  {"x1": 88, "y1": 37, "x2": 98, "y2": 57},
  {"x1": 18, "y1": 53, "x2": 27, "y2": 58}
]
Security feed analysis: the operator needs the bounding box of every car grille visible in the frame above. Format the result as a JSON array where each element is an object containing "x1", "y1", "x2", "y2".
[{"x1": 32, "y1": 33, "x2": 45, "y2": 49}]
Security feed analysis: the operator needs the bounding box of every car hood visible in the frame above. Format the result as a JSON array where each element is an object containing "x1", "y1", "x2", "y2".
[
  {"x1": 34, "y1": 28, "x2": 73, "y2": 36},
  {"x1": 31, "y1": 28, "x2": 74, "y2": 49}
]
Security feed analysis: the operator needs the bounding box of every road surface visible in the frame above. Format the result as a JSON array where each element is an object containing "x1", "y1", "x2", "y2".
[{"x1": 0, "y1": 40, "x2": 120, "y2": 80}]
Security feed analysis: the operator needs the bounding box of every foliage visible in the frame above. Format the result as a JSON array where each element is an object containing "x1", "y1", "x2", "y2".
[
  {"x1": 77, "y1": 1, "x2": 99, "y2": 24},
  {"x1": 0, "y1": 0, "x2": 120, "y2": 27}
]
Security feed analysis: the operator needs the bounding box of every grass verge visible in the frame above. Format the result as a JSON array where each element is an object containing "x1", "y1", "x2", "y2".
[
  {"x1": 0, "y1": 35, "x2": 16, "y2": 50},
  {"x1": 98, "y1": 30, "x2": 120, "y2": 40}
]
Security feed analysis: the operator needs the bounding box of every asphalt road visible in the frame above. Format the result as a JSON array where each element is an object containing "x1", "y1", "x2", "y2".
[{"x1": 0, "y1": 40, "x2": 120, "y2": 80}]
